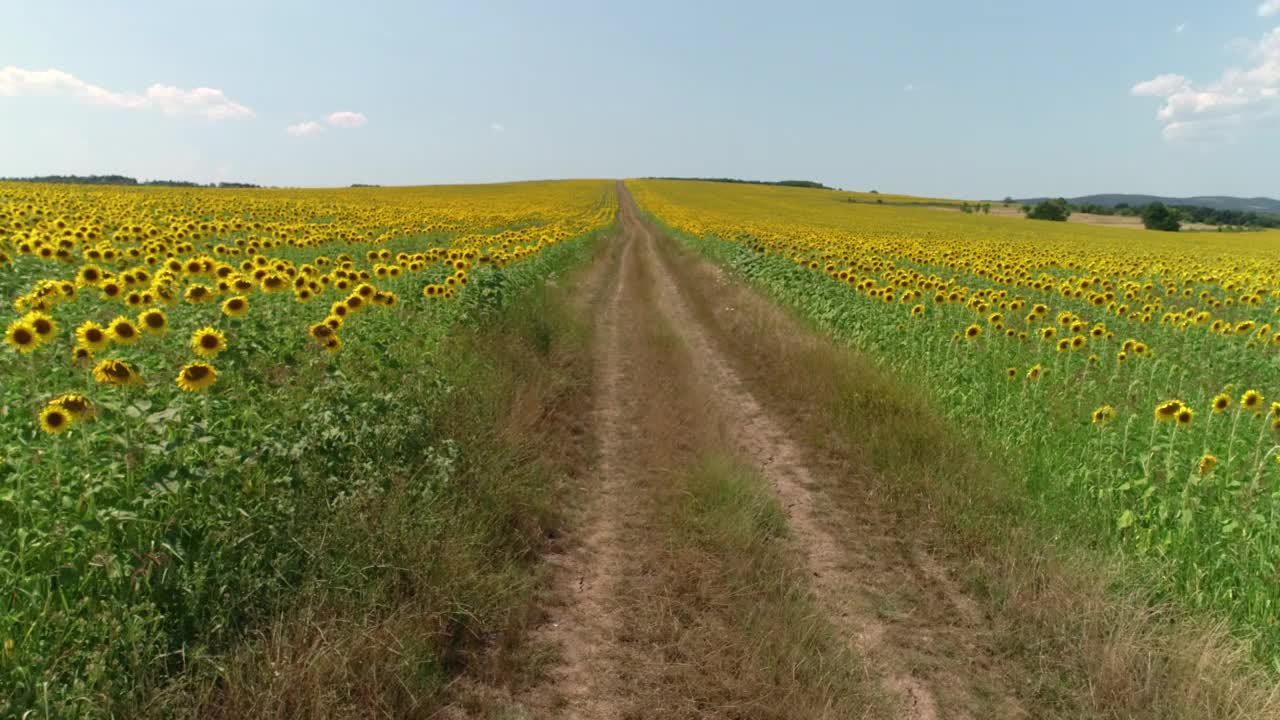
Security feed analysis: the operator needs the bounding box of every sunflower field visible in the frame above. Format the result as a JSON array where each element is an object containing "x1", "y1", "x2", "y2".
[
  {"x1": 0, "y1": 180, "x2": 615, "y2": 714},
  {"x1": 629, "y1": 178, "x2": 1280, "y2": 663}
]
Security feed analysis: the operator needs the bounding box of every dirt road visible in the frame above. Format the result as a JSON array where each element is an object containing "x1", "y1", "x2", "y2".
[{"x1": 509, "y1": 184, "x2": 1028, "y2": 719}]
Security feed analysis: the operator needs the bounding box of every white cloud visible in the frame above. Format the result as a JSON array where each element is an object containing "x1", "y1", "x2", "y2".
[
  {"x1": 1131, "y1": 27, "x2": 1280, "y2": 141},
  {"x1": 1174, "y1": 22, "x2": 1187, "y2": 34},
  {"x1": 1132, "y1": 73, "x2": 1190, "y2": 97},
  {"x1": 285, "y1": 121, "x2": 324, "y2": 137},
  {"x1": 1260, "y1": 0, "x2": 1280, "y2": 17},
  {"x1": 903, "y1": 84, "x2": 919, "y2": 92},
  {"x1": 0, "y1": 66, "x2": 252, "y2": 119},
  {"x1": 324, "y1": 111, "x2": 366, "y2": 128},
  {"x1": 490, "y1": 122, "x2": 505, "y2": 131}
]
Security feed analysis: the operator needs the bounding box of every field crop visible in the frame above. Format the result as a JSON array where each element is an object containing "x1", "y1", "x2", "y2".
[
  {"x1": 0, "y1": 180, "x2": 615, "y2": 715},
  {"x1": 629, "y1": 178, "x2": 1280, "y2": 663}
]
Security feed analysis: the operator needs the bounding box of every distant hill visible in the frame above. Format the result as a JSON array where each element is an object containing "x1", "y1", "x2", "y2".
[
  {"x1": 1015, "y1": 194, "x2": 1280, "y2": 214},
  {"x1": 647, "y1": 177, "x2": 831, "y2": 190}
]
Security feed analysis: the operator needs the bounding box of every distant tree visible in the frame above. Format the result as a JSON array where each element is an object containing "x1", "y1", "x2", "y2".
[
  {"x1": 1142, "y1": 202, "x2": 1181, "y2": 232},
  {"x1": 981, "y1": 203, "x2": 991, "y2": 214},
  {"x1": 1003, "y1": 196, "x2": 1014, "y2": 206},
  {"x1": 869, "y1": 189, "x2": 879, "y2": 194},
  {"x1": 1026, "y1": 198, "x2": 1071, "y2": 222}
]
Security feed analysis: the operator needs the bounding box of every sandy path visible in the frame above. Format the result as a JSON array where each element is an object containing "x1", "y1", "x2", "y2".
[{"x1": 514, "y1": 184, "x2": 1025, "y2": 719}]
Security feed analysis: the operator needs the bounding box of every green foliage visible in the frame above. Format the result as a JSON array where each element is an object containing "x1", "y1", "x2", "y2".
[
  {"x1": 0, "y1": 225, "x2": 607, "y2": 719},
  {"x1": 1026, "y1": 198, "x2": 1071, "y2": 222},
  {"x1": 1142, "y1": 203, "x2": 1182, "y2": 232}
]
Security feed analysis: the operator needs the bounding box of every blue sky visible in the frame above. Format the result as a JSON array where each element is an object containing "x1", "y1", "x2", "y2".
[{"x1": 2, "y1": 0, "x2": 1278, "y2": 199}]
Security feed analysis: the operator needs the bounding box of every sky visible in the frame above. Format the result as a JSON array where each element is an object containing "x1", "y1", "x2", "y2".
[{"x1": 1, "y1": 0, "x2": 1279, "y2": 199}]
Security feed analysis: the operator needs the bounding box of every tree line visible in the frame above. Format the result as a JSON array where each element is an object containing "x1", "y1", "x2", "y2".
[
  {"x1": 1021, "y1": 197, "x2": 1280, "y2": 232},
  {"x1": 1, "y1": 174, "x2": 262, "y2": 189}
]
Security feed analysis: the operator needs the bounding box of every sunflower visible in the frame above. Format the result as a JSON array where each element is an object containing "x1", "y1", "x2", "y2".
[
  {"x1": 1176, "y1": 406, "x2": 1194, "y2": 426},
  {"x1": 323, "y1": 314, "x2": 344, "y2": 331},
  {"x1": 76, "y1": 264, "x2": 104, "y2": 286},
  {"x1": 107, "y1": 316, "x2": 141, "y2": 345},
  {"x1": 72, "y1": 346, "x2": 93, "y2": 363},
  {"x1": 1241, "y1": 389, "x2": 1264, "y2": 412},
  {"x1": 1092, "y1": 405, "x2": 1115, "y2": 424},
  {"x1": 50, "y1": 393, "x2": 94, "y2": 420},
  {"x1": 75, "y1": 321, "x2": 109, "y2": 351},
  {"x1": 1006, "y1": 367, "x2": 1017, "y2": 380},
  {"x1": 1056, "y1": 338, "x2": 1071, "y2": 352},
  {"x1": 1041, "y1": 326, "x2": 1057, "y2": 341},
  {"x1": 176, "y1": 361, "x2": 218, "y2": 392},
  {"x1": 191, "y1": 327, "x2": 227, "y2": 358},
  {"x1": 93, "y1": 359, "x2": 141, "y2": 385},
  {"x1": 344, "y1": 294, "x2": 364, "y2": 312},
  {"x1": 24, "y1": 312, "x2": 57, "y2": 342},
  {"x1": 309, "y1": 322, "x2": 334, "y2": 341},
  {"x1": 260, "y1": 274, "x2": 288, "y2": 293},
  {"x1": 38, "y1": 404, "x2": 73, "y2": 434},
  {"x1": 964, "y1": 324, "x2": 981, "y2": 339},
  {"x1": 138, "y1": 309, "x2": 168, "y2": 336},
  {"x1": 1198, "y1": 454, "x2": 1217, "y2": 475},
  {"x1": 1154, "y1": 399, "x2": 1183, "y2": 423},
  {"x1": 323, "y1": 335, "x2": 342, "y2": 353},
  {"x1": 1026, "y1": 364, "x2": 1042, "y2": 381},
  {"x1": 1212, "y1": 393, "x2": 1231, "y2": 414},
  {"x1": 184, "y1": 284, "x2": 215, "y2": 304},
  {"x1": 221, "y1": 296, "x2": 249, "y2": 318},
  {"x1": 1070, "y1": 335, "x2": 1086, "y2": 350},
  {"x1": 5, "y1": 320, "x2": 40, "y2": 353}
]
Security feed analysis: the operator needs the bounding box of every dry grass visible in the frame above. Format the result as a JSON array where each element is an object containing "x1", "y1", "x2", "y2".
[
  {"x1": 652, "y1": 221, "x2": 1280, "y2": 719},
  {"x1": 627, "y1": 453, "x2": 879, "y2": 720}
]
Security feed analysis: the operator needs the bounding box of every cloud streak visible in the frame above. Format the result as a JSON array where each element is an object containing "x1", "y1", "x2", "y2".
[
  {"x1": 0, "y1": 66, "x2": 252, "y2": 119},
  {"x1": 1131, "y1": 26, "x2": 1280, "y2": 141},
  {"x1": 285, "y1": 121, "x2": 325, "y2": 137},
  {"x1": 1261, "y1": 0, "x2": 1280, "y2": 18},
  {"x1": 325, "y1": 111, "x2": 366, "y2": 128}
]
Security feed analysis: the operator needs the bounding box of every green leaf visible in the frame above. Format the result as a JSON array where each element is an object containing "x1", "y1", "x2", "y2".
[{"x1": 1117, "y1": 510, "x2": 1136, "y2": 530}]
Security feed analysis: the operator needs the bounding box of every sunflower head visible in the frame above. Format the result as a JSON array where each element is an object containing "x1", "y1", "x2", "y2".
[
  {"x1": 1198, "y1": 454, "x2": 1217, "y2": 475},
  {"x1": 176, "y1": 361, "x2": 218, "y2": 392},
  {"x1": 1242, "y1": 390, "x2": 1264, "y2": 411},
  {"x1": 50, "y1": 393, "x2": 94, "y2": 420},
  {"x1": 1154, "y1": 399, "x2": 1183, "y2": 423},
  {"x1": 107, "y1": 316, "x2": 141, "y2": 345},
  {"x1": 139, "y1": 309, "x2": 168, "y2": 335},
  {"x1": 38, "y1": 404, "x2": 72, "y2": 434},
  {"x1": 222, "y1": 296, "x2": 249, "y2": 317},
  {"x1": 964, "y1": 324, "x2": 981, "y2": 339},
  {"x1": 93, "y1": 359, "x2": 140, "y2": 385},
  {"x1": 1212, "y1": 393, "x2": 1231, "y2": 414},
  {"x1": 191, "y1": 326, "x2": 227, "y2": 358},
  {"x1": 4, "y1": 320, "x2": 40, "y2": 353},
  {"x1": 24, "y1": 312, "x2": 57, "y2": 340},
  {"x1": 1092, "y1": 405, "x2": 1115, "y2": 425}
]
